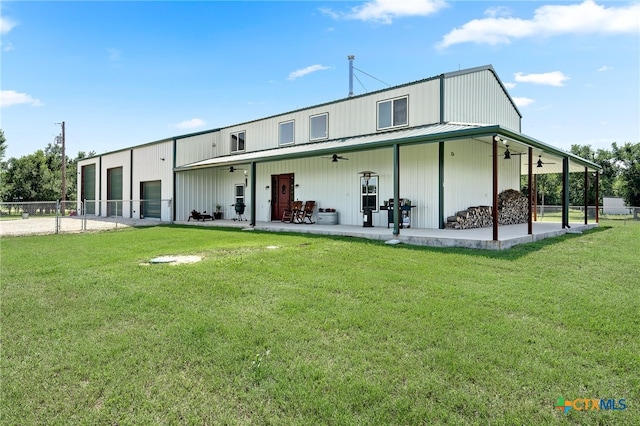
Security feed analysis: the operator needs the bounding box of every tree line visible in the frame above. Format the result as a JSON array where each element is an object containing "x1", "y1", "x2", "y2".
[
  {"x1": 0, "y1": 129, "x2": 95, "y2": 204},
  {"x1": 1, "y1": 128, "x2": 638, "y2": 206},
  {"x1": 522, "y1": 143, "x2": 639, "y2": 207}
]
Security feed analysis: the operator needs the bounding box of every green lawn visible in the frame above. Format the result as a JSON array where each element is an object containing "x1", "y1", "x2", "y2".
[{"x1": 1, "y1": 221, "x2": 638, "y2": 425}]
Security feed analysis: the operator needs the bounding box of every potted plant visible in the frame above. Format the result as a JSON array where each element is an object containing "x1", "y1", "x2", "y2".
[{"x1": 214, "y1": 204, "x2": 223, "y2": 220}]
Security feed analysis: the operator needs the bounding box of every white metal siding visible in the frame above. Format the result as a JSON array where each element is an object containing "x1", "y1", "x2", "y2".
[
  {"x1": 443, "y1": 139, "x2": 522, "y2": 219},
  {"x1": 444, "y1": 70, "x2": 520, "y2": 131},
  {"x1": 100, "y1": 151, "x2": 132, "y2": 218},
  {"x1": 176, "y1": 142, "x2": 442, "y2": 228},
  {"x1": 213, "y1": 80, "x2": 441, "y2": 157},
  {"x1": 176, "y1": 132, "x2": 220, "y2": 167},
  {"x1": 132, "y1": 141, "x2": 174, "y2": 221}
]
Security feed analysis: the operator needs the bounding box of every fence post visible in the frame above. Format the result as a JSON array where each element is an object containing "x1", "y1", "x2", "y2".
[{"x1": 55, "y1": 200, "x2": 60, "y2": 234}]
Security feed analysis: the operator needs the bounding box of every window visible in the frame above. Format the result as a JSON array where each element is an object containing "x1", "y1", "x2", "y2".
[
  {"x1": 234, "y1": 184, "x2": 245, "y2": 205},
  {"x1": 377, "y1": 96, "x2": 408, "y2": 130},
  {"x1": 310, "y1": 113, "x2": 328, "y2": 140},
  {"x1": 231, "y1": 131, "x2": 245, "y2": 153},
  {"x1": 279, "y1": 120, "x2": 294, "y2": 145},
  {"x1": 360, "y1": 175, "x2": 378, "y2": 212}
]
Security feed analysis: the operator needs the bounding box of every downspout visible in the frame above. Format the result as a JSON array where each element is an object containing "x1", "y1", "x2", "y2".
[
  {"x1": 393, "y1": 143, "x2": 400, "y2": 236},
  {"x1": 492, "y1": 137, "x2": 498, "y2": 241},
  {"x1": 528, "y1": 147, "x2": 533, "y2": 235},
  {"x1": 439, "y1": 141, "x2": 445, "y2": 229},
  {"x1": 439, "y1": 74, "x2": 445, "y2": 123},
  {"x1": 129, "y1": 149, "x2": 133, "y2": 218},
  {"x1": 250, "y1": 161, "x2": 257, "y2": 226}
]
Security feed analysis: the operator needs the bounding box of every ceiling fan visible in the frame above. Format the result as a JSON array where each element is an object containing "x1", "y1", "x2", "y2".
[
  {"x1": 322, "y1": 154, "x2": 348, "y2": 162},
  {"x1": 526, "y1": 155, "x2": 557, "y2": 168},
  {"x1": 489, "y1": 144, "x2": 524, "y2": 159}
]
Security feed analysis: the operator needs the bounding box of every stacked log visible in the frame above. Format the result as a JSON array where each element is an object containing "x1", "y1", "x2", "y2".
[
  {"x1": 498, "y1": 189, "x2": 529, "y2": 225},
  {"x1": 445, "y1": 206, "x2": 492, "y2": 229},
  {"x1": 445, "y1": 189, "x2": 529, "y2": 229}
]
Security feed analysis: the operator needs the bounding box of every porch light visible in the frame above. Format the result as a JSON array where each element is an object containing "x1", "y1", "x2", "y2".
[
  {"x1": 537, "y1": 157, "x2": 543, "y2": 168},
  {"x1": 504, "y1": 145, "x2": 511, "y2": 160}
]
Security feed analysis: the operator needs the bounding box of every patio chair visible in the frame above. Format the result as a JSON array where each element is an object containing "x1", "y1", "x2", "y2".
[
  {"x1": 188, "y1": 210, "x2": 214, "y2": 221},
  {"x1": 297, "y1": 200, "x2": 316, "y2": 224},
  {"x1": 282, "y1": 200, "x2": 302, "y2": 223}
]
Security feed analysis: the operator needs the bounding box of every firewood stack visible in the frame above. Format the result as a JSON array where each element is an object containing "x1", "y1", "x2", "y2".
[
  {"x1": 445, "y1": 189, "x2": 529, "y2": 229},
  {"x1": 497, "y1": 189, "x2": 529, "y2": 225}
]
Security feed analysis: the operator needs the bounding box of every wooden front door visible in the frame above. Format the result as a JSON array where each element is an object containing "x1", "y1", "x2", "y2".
[{"x1": 271, "y1": 173, "x2": 294, "y2": 221}]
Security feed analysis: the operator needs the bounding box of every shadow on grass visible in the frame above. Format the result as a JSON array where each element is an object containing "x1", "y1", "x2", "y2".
[{"x1": 141, "y1": 223, "x2": 613, "y2": 261}]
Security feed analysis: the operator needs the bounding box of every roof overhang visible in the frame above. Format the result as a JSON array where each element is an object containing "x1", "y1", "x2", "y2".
[{"x1": 175, "y1": 122, "x2": 601, "y2": 174}]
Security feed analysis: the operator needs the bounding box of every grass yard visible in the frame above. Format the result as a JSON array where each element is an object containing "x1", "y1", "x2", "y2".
[{"x1": 1, "y1": 221, "x2": 638, "y2": 425}]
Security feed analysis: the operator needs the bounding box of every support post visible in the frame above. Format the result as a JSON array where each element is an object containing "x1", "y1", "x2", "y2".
[
  {"x1": 595, "y1": 172, "x2": 599, "y2": 223},
  {"x1": 562, "y1": 157, "x2": 569, "y2": 228},
  {"x1": 250, "y1": 162, "x2": 257, "y2": 226},
  {"x1": 533, "y1": 174, "x2": 537, "y2": 221},
  {"x1": 492, "y1": 137, "x2": 498, "y2": 241},
  {"x1": 438, "y1": 141, "x2": 445, "y2": 229},
  {"x1": 528, "y1": 147, "x2": 533, "y2": 234},
  {"x1": 393, "y1": 143, "x2": 400, "y2": 236},
  {"x1": 584, "y1": 167, "x2": 588, "y2": 225}
]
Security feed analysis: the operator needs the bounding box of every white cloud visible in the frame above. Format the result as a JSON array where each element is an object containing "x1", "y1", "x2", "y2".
[
  {"x1": 0, "y1": 90, "x2": 43, "y2": 108},
  {"x1": 597, "y1": 65, "x2": 613, "y2": 72},
  {"x1": 512, "y1": 97, "x2": 534, "y2": 107},
  {"x1": 484, "y1": 6, "x2": 512, "y2": 19},
  {"x1": 0, "y1": 16, "x2": 17, "y2": 34},
  {"x1": 288, "y1": 64, "x2": 331, "y2": 81},
  {"x1": 321, "y1": 0, "x2": 447, "y2": 24},
  {"x1": 514, "y1": 71, "x2": 570, "y2": 87},
  {"x1": 173, "y1": 118, "x2": 206, "y2": 130},
  {"x1": 503, "y1": 82, "x2": 516, "y2": 89},
  {"x1": 438, "y1": 0, "x2": 640, "y2": 49}
]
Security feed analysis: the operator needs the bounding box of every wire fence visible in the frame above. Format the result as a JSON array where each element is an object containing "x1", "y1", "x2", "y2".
[{"x1": 0, "y1": 200, "x2": 170, "y2": 237}]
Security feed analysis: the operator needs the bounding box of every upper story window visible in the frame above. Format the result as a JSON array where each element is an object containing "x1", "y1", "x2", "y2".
[
  {"x1": 377, "y1": 96, "x2": 408, "y2": 130},
  {"x1": 231, "y1": 131, "x2": 245, "y2": 153},
  {"x1": 310, "y1": 113, "x2": 328, "y2": 141},
  {"x1": 279, "y1": 120, "x2": 294, "y2": 146}
]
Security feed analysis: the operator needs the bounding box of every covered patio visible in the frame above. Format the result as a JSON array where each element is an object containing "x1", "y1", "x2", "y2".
[{"x1": 175, "y1": 218, "x2": 598, "y2": 250}]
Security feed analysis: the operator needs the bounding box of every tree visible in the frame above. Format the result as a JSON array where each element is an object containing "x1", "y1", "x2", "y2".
[
  {"x1": 0, "y1": 129, "x2": 6, "y2": 160},
  {"x1": 612, "y1": 142, "x2": 640, "y2": 206}
]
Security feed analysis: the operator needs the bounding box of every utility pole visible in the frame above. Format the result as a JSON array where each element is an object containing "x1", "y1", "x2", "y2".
[{"x1": 56, "y1": 121, "x2": 66, "y2": 202}]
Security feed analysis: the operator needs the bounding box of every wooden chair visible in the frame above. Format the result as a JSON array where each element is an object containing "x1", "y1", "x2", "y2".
[
  {"x1": 282, "y1": 200, "x2": 302, "y2": 223},
  {"x1": 297, "y1": 200, "x2": 316, "y2": 224}
]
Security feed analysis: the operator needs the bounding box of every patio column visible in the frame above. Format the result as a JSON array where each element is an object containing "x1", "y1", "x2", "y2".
[
  {"x1": 562, "y1": 157, "x2": 570, "y2": 228},
  {"x1": 528, "y1": 147, "x2": 533, "y2": 235},
  {"x1": 595, "y1": 172, "x2": 600, "y2": 223},
  {"x1": 439, "y1": 141, "x2": 445, "y2": 229},
  {"x1": 250, "y1": 161, "x2": 257, "y2": 226},
  {"x1": 393, "y1": 143, "x2": 400, "y2": 236},
  {"x1": 584, "y1": 167, "x2": 588, "y2": 225},
  {"x1": 492, "y1": 137, "x2": 498, "y2": 241}
]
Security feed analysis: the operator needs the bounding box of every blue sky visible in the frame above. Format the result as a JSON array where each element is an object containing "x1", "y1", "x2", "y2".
[{"x1": 1, "y1": 0, "x2": 639, "y2": 159}]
